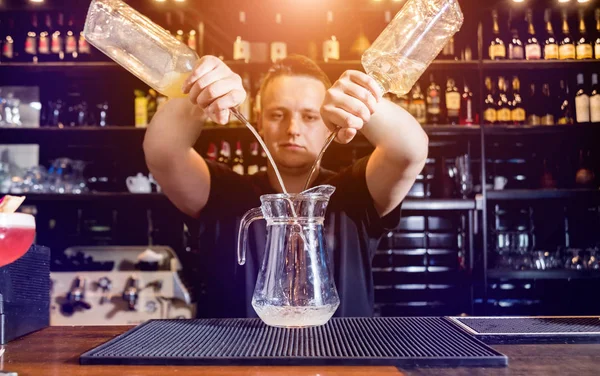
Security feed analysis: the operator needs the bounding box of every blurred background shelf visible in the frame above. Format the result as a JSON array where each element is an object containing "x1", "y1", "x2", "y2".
[
  {"x1": 481, "y1": 60, "x2": 600, "y2": 70},
  {"x1": 488, "y1": 269, "x2": 600, "y2": 280},
  {"x1": 486, "y1": 189, "x2": 600, "y2": 201}
]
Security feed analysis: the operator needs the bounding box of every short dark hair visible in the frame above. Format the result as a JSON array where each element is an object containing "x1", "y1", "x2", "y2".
[{"x1": 259, "y1": 55, "x2": 332, "y2": 108}]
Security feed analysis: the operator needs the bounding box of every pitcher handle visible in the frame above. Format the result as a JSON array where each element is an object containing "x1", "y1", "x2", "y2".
[{"x1": 237, "y1": 207, "x2": 263, "y2": 265}]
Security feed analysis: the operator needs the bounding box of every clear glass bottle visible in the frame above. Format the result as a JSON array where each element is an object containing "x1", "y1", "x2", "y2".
[
  {"x1": 361, "y1": 0, "x2": 463, "y2": 96},
  {"x1": 83, "y1": 0, "x2": 199, "y2": 98}
]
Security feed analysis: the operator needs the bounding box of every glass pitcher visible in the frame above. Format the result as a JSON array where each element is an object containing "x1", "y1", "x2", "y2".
[
  {"x1": 362, "y1": 0, "x2": 464, "y2": 95},
  {"x1": 237, "y1": 185, "x2": 339, "y2": 328},
  {"x1": 83, "y1": 0, "x2": 198, "y2": 98}
]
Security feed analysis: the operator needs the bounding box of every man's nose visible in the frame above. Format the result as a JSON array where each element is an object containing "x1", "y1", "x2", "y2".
[{"x1": 286, "y1": 116, "x2": 302, "y2": 136}]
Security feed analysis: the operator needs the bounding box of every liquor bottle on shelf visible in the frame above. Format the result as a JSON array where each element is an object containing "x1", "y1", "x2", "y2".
[
  {"x1": 508, "y1": 11, "x2": 524, "y2": 60},
  {"x1": 2, "y1": 18, "x2": 15, "y2": 62},
  {"x1": 459, "y1": 81, "x2": 476, "y2": 126},
  {"x1": 575, "y1": 73, "x2": 590, "y2": 124},
  {"x1": 511, "y1": 77, "x2": 525, "y2": 125},
  {"x1": 64, "y1": 14, "x2": 78, "y2": 61},
  {"x1": 441, "y1": 36, "x2": 455, "y2": 60},
  {"x1": 483, "y1": 76, "x2": 497, "y2": 125},
  {"x1": 559, "y1": 10, "x2": 575, "y2": 60},
  {"x1": 590, "y1": 73, "x2": 600, "y2": 123},
  {"x1": 489, "y1": 9, "x2": 506, "y2": 60},
  {"x1": 409, "y1": 84, "x2": 427, "y2": 124},
  {"x1": 525, "y1": 9, "x2": 541, "y2": 60},
  {"x1": 527, "y1": 83, "x2": 542, "y2": 126},
  {"x1": 557, "y1": 80, "x2": 574, "y2": 124},
  {"x1": 164, "y1": 12, "x2": 174, "y2": 35},
  {"x1": 270, "y1": 13, "x2": 287, "y2": 63},
  {"x1": 541, "y1": 83, "x2": 555, "y2": 125},
  {"x1": 576, "y1": 10, "x2": 593, "y2": 60},
  {"x1": 595, "y1": 9, "x2": 600, "y2": 59},
  {"x1": 78, "y1": 17, "x2": 91, "y2": 61},
  {"x1": 445, "y1": 77, "x2": 460, "y2": 125},
  {"x1": 247, "y1": 142, "x2": 259, "y2": 175},
  {"x1": 24, "y1": 14, "x2": 39, "y2": 63},
  {"x1": 175, "y1": 12, "x2": 185, "y2": 43},
  {"x1": 51, "y1": 13, "x2": 65, "y2": 61},
  {"x1": 544, "y1": 9, "x2": 559, "y2": 60},
  {"x1": 232, "y1": 141, "x2": 245, "y2": 175},
  {"x1": 496, "y1": 77, "x2": 511, "y2": 124},
  {"x1": 187, "y1": 27, "x2": 197, "y2": 53},
  {"x1": 259, "y1": 149, "x2": 268, "y2": 172},
  {"x1": 206, "y1": 143, "x2": 218, "y2": 162},
  {"x1": 426, "y1": 74, "x2": 441, "y2": 125},
  {"x1": 233, "y1": 11, "x2": 250, "y2": 63},
  {"x1": 323, "y1": 10, "x2": 340, "y2": 62},
  {"x1": 218, "y1": 141, "x2": 231, "y2": 167},
  {"x1": 38, "y1": 14, "x2": 51, "y2": 62}
]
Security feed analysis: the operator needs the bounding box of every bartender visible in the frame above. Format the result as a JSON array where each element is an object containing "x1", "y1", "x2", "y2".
[{"x1": 144, "y1": 55, "x2": 428, "y2": 318}]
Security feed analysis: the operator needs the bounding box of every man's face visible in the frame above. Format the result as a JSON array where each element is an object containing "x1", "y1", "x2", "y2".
[{"x1": 259, "y1": 75, "x2": 330, "y2": 173}]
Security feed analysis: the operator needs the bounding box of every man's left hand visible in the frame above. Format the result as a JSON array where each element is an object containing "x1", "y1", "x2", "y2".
[{"x1": 320, "y1": 70, "x2": 383, "y2": 144}]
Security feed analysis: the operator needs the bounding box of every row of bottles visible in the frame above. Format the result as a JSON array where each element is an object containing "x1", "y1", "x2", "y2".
[
  {"x1": 482, "y1": 74, "x2": 600, "y2": 126},
  {"x1": 203, "y1": 140, "x2": 268, "y2": 175},
  {"x1": 1, "y1": 13, "x2": 92, "y2": 63},
  {"x1": 489, "y1": 8, "x2": 600, "y2": 61},
  {"x1": 387, "y1": 75, "x2": 477, "y2": 126}
]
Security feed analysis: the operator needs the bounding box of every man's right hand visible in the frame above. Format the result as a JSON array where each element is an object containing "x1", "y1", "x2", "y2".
[{"x1": 182, "y1": 56, "x2": 247, "y2": 125}]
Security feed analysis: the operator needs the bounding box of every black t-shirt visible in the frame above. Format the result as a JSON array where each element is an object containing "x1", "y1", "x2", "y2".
[{"x1": 183, "y1": 155, "x2": 402, "y2": 318}]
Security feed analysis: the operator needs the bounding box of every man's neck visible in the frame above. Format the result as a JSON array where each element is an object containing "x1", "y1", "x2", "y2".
[{"x1": 266, "y1": 165, "x2": 320, "y2": 194}]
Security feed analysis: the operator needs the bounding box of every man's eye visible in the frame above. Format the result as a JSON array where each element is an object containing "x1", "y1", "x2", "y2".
[
  {"x1": 304, "y1": 115, "x2": 319, "y2": 122},
  {"x1": 270, "y1": 113, "x2": 283, "y2": 120}
]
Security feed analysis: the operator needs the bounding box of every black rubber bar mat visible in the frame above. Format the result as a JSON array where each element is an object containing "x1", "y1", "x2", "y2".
[
  {"x1": 448, "y1": 316, "x2": 600, "y2": 344},
  {"x1": 80, "y1": 317, "x2": 507, "y2": 367}
]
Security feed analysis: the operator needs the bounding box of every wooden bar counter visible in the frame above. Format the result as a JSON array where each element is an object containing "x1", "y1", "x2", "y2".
[{"x1": 2, "y1": 326, "x2": 600, "y2": 375}]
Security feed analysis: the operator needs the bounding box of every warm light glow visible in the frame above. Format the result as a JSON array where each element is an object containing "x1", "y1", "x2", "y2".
[
  {"x1": 558, "y1": 0, "x2": 570, "y2": 3},
  {"x1": 154, "y1": 0, "x2": 166, "y2": 2},
  {"x1": 29, "y1": 0, "x2": 44, "y2": 3},
  {"x1": 577, "y1": 0, "x2": 589, "y2": 3},
  {"x1": 512, "y1": 0, "x2": 524, "y2": 2},
  {"x1": 174, "y1": 0, "x2": 185, "y2": 2}
]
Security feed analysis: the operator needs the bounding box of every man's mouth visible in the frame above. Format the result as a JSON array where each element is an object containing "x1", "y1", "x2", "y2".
[{"x1": 279, "y1": 142, "x2": 305, "y2": 150}]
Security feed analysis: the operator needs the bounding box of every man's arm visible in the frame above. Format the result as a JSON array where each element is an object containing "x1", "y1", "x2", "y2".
[
  {"x1": 321, "y1": 70, "x2": 428, "y2": 217},
  {"x1": 143, "y1": 56, "x2": 246, "y2": 218}
]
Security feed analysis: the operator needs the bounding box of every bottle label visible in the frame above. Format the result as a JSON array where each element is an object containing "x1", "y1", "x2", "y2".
[
  {"x1": 233, "y1": 38, "x2": 251, "y2": 62},
  {"x1": 528, "y1": 114, "x2": 541, "y2": 126},
  {"x1": 233, "y1": 164, "x2": 244, "y2": 175},
  {"x1": 464, "y1": 99, "x2": 474, "y2": 123},
  {"x1": 2, "y1": 40, "x2": 13, "y2": 59},
  {"x1": 559, "y1": 44, "x2": 575, "y2": 60},
  {"x1": 590, "y1": 95, "x2": 600, "y2": 123},
  {"x1": 576, "y1": 44, "x2": 593, "y2": 60},
  {"x1": 525, "y1": 44, "x2": 541, "y2": 59},
  {"x1": 78, "y1": 36, "x2": 90, "y2": 54},
  {"x1": 484, "y1": 108, "x2": 497, "y2": 123},
  {"x1": 542, "y1": 114, "x2": 555, "y2": 125},
  {"x1": 51, "y1": 34, "x2": 63, "y2": 53},
  {"x1": 489, "y1": 44, "x2": 506, "y2": 59},
  {"x1": 575, "y1": 95, "x2": 591, "y2": 123},
  {"x1": 557, "y1": 116, "x2": 572, "y2": 125},
  {"x1": 445, "y1": 92, "x2": 461, "y2": 112},
  {"x1": 511, "y1": 108, "x2": 526, "y2": 122},
  {"x1": 38, "y1": 36, "x2": 50, "y2": 54},
  {"x1": 409, "y1": 102, "x2": 426, "y2": 124},
  {"x1": 510, "y1": 45, "x2": 524, "y2": 59},
  {"x1": 544, "y1": 44, "x2": 559, "y2": 59},
  {"x1": 135, "y1": 97, "x2": 148, "y2": 128},
  {"x1": 270, "y1": 42, "x2": 287, "y2": 63},
  {"x1": 323, "y1": 38, "x2": 340, "y2": 62},
  {"x1": 497, "y1": 108, "x2": 511, "y2": 122},
  {"x1": 247, "y1": 165, "x2": 259, "y2": 175},
  {"x1": 187, "y1": 36, "x2": 197, "y2": 51},
  {"x1": 66, "y1": 36, "x2": 77, "y2": 54},
  {"x1": 25, "y1": 37, "x2": 36, "y2": 55},
  {"x1": 596, "y1": 44, "x2": 600, "y2": 60},
  {"x1": 427, "y1": 91, "x2": 440, "y2": 115}
]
